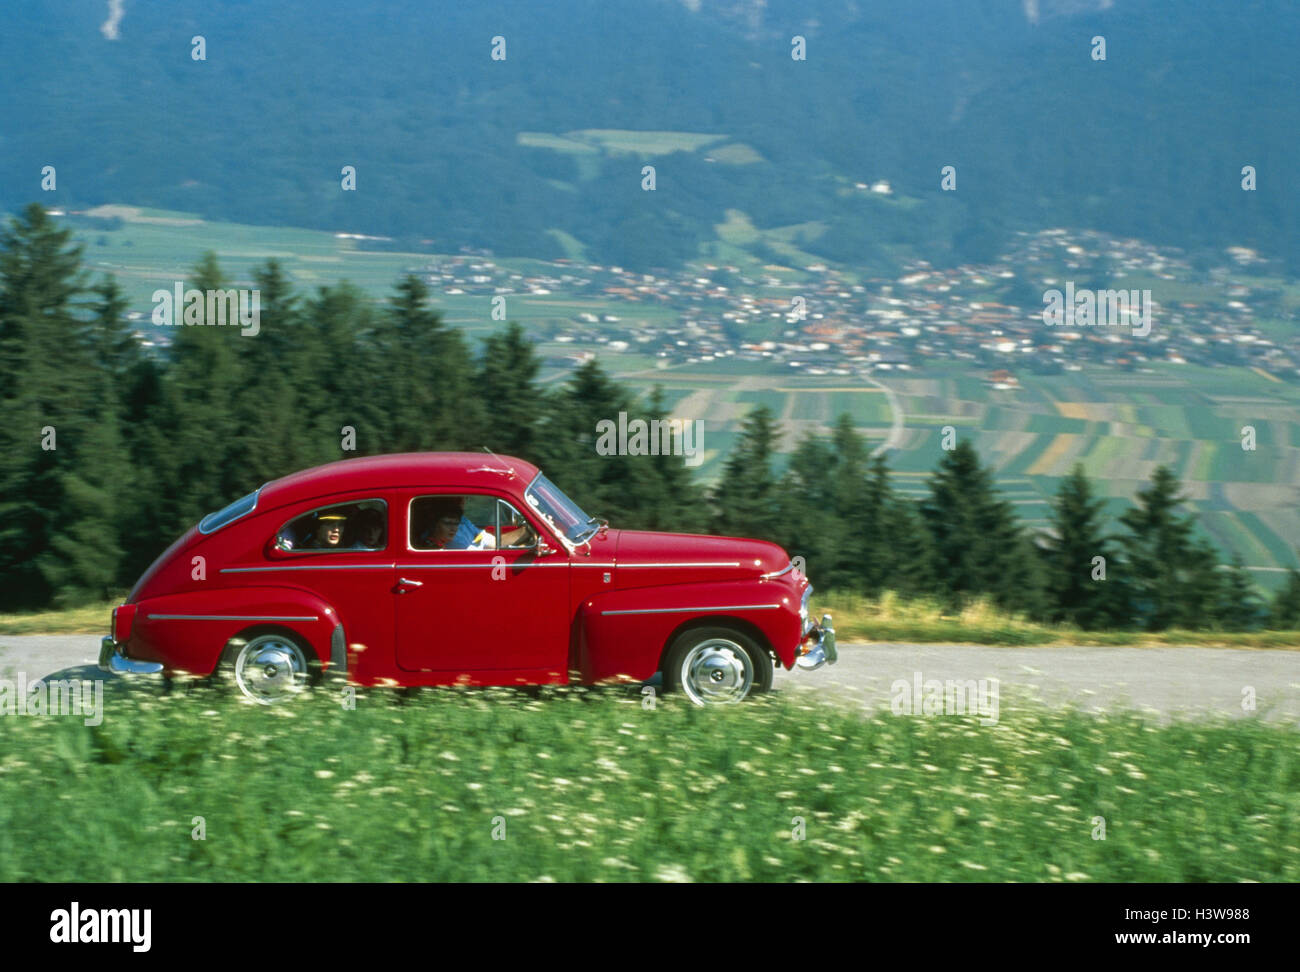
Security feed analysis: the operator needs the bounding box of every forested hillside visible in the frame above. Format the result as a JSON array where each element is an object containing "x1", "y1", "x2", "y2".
[{"x1": 3, "y1": 0, "x2": 1296, "y2": 272}]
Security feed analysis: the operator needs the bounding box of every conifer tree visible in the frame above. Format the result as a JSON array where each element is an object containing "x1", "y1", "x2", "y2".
[
  {"x1": 710, "y1": 404, "x2": 782, "y2": 541},
  {"x1": 1270, "y1": 563, "x2": 1300, "y2": 628},
  {"x1": 882, "y1": 494, "x2": 937, "y2": 598},
  {"x1": 632, "y1": 385, "x2": 707, "y2": 532},
  {"x1": 302, "y1": 280, "x2": 381, "y2": 462},
  {"x1": 116, "y1": 354, "x2": 171, "y2": 580},
  {"x1": 920, "y1": 439, "x2": 1041, "y2": 614},
  {"x1": 228, "y1": 260, "x2": 311, "y2": 485},
  {"x1": 1214, "y1": 553, "x2": 1264, "y2": 630},
  {"x1": 776, "y1": 422, "x2": 914, "y2": 593},
  {"x1": 858, "y1": 454, "x2": 894, "y2": 591},
  {"x1": 0, "y1": 204, "x2": 124, "y2": 605},
  {"x1": 1185, "y1": 537, "x2": 1228, "y2": 629},
  {"x1": 825, "y1": 414, "x2": 875, "y2": 588},
  {"x1": 156, "y1": 252, "x2": 248, "y2": 535},
  {"x1": 1118, "y1": 465, "x2": 1214, "y2": 630},
  {"x1": 776, "y1": 430, "x2": 837, "y2": 580},
  {"x1": 535, "y1": 357, "x2": 636, "y2": 522},
  {"x1": 478, "y1": 321, "x2": 543, "y2": 457},
  {"x1": 374, "y1": 275, "x2": 483, "y2": 452},
  {"x1": 86, "y1": 275, "x2": 139, "y2": 378},
  {"x1": 1040, "y1": 464, "x2": 1123, "y2": 628},
  {"x1": 86, "y1": 274, "x2": 165, "y2": 582}
]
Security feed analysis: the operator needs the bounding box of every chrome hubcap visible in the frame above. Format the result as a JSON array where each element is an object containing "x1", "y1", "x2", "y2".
[
  {"x1": 680, "y1": 638, "x2": 753, "y2": 705},
  {"x1": 234, "y1": 635, "x2": 308, "y2": 704}
]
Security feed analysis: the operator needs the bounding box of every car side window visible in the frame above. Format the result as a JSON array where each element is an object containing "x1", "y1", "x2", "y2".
[
  {"x1": 409, "y1": 494, "x2": 534, "y2": 551},
  {"x1": 273, "y1": 499, "x2": 388, "y2": 552}
]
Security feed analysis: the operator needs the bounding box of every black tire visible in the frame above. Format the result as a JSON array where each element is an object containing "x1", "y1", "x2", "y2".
[{"x1": 661, "y1": 626, "x2": 773, "y2": 706}]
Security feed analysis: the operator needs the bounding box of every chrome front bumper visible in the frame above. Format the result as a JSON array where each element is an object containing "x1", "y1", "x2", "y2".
[
  {"x1": 99, "y1": 636, "x2": 164, "y2": 675},
  {"x1": 795, "y1": 613, "x2": 837, "y2": 671}
]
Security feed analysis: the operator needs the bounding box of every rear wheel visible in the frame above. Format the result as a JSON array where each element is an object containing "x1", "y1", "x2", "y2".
[
  {"x1": 661, "y1": 626, "x2": 773, "y2": 706},
  {"x1": 219, "y1": 632, "x2": 317, "y2": 705}
]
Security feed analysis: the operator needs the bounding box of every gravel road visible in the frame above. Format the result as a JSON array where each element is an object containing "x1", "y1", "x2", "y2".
[{"x1": 1, "y1": 635, "x2": 1296, "y2": 721}]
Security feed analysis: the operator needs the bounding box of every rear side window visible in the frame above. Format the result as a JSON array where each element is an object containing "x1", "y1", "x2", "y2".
[
  {"x1": 198, "y1": 489, "x2": 260, "y2": 535},
  {"x1": 273, "y1": 499, "x2": 388, "y2": 552}
]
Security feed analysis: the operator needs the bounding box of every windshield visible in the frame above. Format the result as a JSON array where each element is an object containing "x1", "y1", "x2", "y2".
[{"x1": 524, "y1": 474, "x2": 598, "y2": 545}]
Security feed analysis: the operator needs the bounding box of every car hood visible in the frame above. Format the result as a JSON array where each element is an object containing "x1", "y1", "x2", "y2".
[{"x1": 602, "y1": 529, "x2": 789, "y2": 587}]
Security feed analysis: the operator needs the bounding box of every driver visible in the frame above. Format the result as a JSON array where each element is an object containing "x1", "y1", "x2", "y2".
[
  {"x1": 418, "y1": 497, "x2": 478, "y2": 550},
  {"x1": 418, "y1": 497, "x2": 534, "y2": 550}
]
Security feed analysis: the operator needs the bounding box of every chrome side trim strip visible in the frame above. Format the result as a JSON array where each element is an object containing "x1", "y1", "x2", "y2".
[
  {"x1": 222, "y1": 564, "x2": 395, "y2": 573},
  {"x1": 402, "y1": 562, "x2": 568, "y2": 569},
  {"x1": 147, "y1": 614, "x2": 320, "y2": 622},
  {"x1": 618, "y1": 562, "x2": 742, "y2": 568},
  {"x1": 601, "y1": 604, "x2": 781, "y2": 616},
  {"x1": 566, "y1": 561, "x2": 747, "y2": 569},
  {"x1": 761, "y1": 563, "x2": 795, "y2": 580}
]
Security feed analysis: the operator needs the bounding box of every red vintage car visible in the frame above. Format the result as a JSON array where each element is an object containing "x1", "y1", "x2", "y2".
[{"x1": 100, "y1": 452, "x2": 835, "y2": 705}]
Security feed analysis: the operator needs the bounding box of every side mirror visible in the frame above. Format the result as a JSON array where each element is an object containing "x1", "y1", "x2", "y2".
[{"x1": 535, "y1": 539, "x2": 555, "y2": 557}]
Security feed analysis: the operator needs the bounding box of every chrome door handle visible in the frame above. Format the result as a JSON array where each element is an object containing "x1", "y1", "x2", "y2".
[{"x1": 395, "y1": 577, "x2": 424, "y2": 592}]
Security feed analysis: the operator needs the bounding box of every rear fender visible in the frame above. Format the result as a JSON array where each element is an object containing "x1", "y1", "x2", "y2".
[{"x1": 125, "y1": 586, "x2": 340, "y2": 677}]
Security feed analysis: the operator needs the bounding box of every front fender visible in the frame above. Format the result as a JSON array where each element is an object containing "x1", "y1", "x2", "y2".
[
  {"x1": 574, "y1": 578, "x2": 801, "y2": 683},
  {"x1": 125, "y1": 586, "x2": 341, "y2": 677}
]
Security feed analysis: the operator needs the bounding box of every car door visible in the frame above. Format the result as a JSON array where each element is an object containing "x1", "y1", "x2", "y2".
[
  {"x1": 256, "y1": 494, "x2": 396, "y2": 665},
  {"x1": 393, "y1": 489, "x2": 571, "y2": 673}
]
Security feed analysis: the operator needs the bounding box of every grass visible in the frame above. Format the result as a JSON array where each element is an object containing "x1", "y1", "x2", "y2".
[
  {"x1": 708, "y1": 142, "x2": 764, "y2": 165},
  {"x1": 574, "y1": 129, "x2": 727, "y2": 155},
  {"x1": 0, "y1": 598, "x2": 121, "y2": 635},
  {"x1": 516, "y1": 132, "x2": 600, "y2": 154},
  {"x1": 0, "y1": 684, "x2": 1294, "y2": 882},
  {"x1": 519, "y1": 129, "x2": 727, "y2": 157},
  {"x1": 817, "y1": 591, "x2": 1300, "y2": 649}
]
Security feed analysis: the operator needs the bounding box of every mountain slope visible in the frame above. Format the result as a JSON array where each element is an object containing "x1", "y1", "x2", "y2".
[{"x1": 2, "y1": 0, "x2": 1295, "y2": 271}]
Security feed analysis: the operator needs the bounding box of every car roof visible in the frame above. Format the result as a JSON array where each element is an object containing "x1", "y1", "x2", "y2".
[{"x1": 258, "y1": 452, "x2": 540, "y2": 509}]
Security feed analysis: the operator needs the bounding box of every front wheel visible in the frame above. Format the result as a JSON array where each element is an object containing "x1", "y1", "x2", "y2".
[{"x1": 661, "y1": 627, "x2": 773, "y2": 706}]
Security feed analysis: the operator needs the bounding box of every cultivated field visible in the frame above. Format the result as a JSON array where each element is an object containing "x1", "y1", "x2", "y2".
[{"x1": 609, "y1": 360, "x2": 1300, "y2": 586}]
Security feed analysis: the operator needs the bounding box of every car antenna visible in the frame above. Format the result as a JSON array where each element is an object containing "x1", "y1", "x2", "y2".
[{"x1": 473, "y1": 445, "x2": 515, "y2": 478}]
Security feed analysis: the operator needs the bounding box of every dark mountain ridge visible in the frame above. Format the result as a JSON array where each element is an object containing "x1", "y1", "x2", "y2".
[{"x1": 2, "y1": 0, "x2": 1294, "y2": 271}]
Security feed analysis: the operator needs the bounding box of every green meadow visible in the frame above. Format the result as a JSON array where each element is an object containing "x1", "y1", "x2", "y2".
[{"x1": 1, "y1": 684, "x2": 1295, "y2": 882}]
